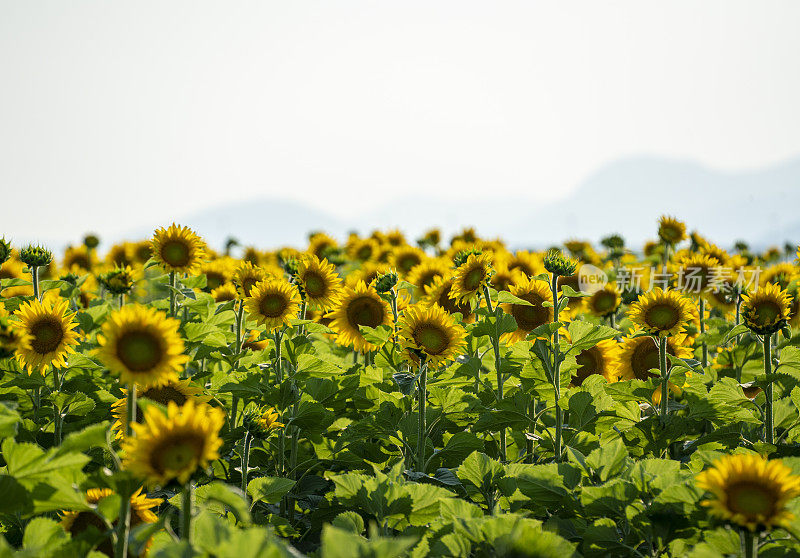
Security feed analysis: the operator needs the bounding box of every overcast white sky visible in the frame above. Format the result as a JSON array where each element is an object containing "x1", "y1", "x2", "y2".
[{"x1": 2, "y1": 1, "x2": 799, "y2": 245}]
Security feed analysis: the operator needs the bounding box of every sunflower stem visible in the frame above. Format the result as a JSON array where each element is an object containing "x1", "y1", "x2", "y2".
[
  {"x1": 735, "y1": 292, "x2": 743, "y2": 383},
  {"x1": 114, "y1": 384, "x2": 136, "y2": 558},
  {"x1": 659, "y1": 337, "x2": 670, "y2": 418},
  {"x1": 51, "y1": 368, "x2": 62, "y2": 445},
  {"x1": 416, "y1": 359, "x2": 428, "y2": 472},
  {"x1": 169, "y1": 271, "x2": 177, "y2": 317},
  {"x1": 485, "y1": 286, "x2": 506, "y2": 461},
  {"x1": 31, "y1": 265, "x2": 40, "y2": 301},
  {"x1": 742, "y1": 530, "x2": 757, "y2": 558},
  {"x1": 180, "y1": 483, "x2": 194, "y2": 541},
  {"x1": 699, "y1": 297, "x2": 708, "y2": 368},
  {"x1": 550, "y1": 273, "x2": 563, "y2": 462},
  {"x1": 763, "y1": 334, "x2": 774, "y2": 444},
  {"x1": 240, "y1": 430, "x2": 252, "y2": 495},
  {"x1": 118, "y1": 293, "x2": 124, "y2": 309}
]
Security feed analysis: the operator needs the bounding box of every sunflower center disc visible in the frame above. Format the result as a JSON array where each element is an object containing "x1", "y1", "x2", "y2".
[
  {"x1": 631, "y1": 340, "x2": 662, "y2": 380},
  {"x1": 205, "y1": 273, "x2": 224, "y2": 290},
  {"x1": 142, "y1": 385, "x2": 187, "y2": 407},
  {"x1": 156, "y1": 436, "x2": 202, "y2": 473},
  {"x1": 399, "y1": 255, "x2": 420, "y2": 273},
  {"x1": 727, "y1": 481, "x2": 775, "y2": 518},
  {"x1": 117, "y1": 331, "x2": 163, "y2": 372},
  {"x1": 415, "y1": 324, "x2": 448, "y2": 355},
  {"x1": 753, "y1": 301, "x2": 781, "y2": 326},
  {"x1": 593, "y1": 292, "x2": 615, "y2": 313},
  {"x1": 644, "y1": 303, "x2": 680, "y2": 331},
  {"x1": 30, "y1": 318, "x2": 64, "y2": 354},
  {"x1": 304, "y1": 273, "x2": 326, "y2": 297},
  {"x1": 574, "y1": 347, "x2": 599, "y2": 386},
  {"x1": 346, "y1": 296, "x2": 383, "y2": 328},
  {"x1": 511, "y1": 294, "x2": 548, "y2": 331},
  {"x1": 259, "y1": 294, "x2": 288, "y2": 318},
  {"x1": 463, "y1": 268, "x2": 485, "y2": 291},
  {"x1": 161, "y1": 240, "x2": 191, "y2": 267}
]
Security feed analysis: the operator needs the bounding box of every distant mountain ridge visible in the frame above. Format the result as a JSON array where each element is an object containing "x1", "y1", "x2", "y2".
[{"x1": 112, "y1": 154, "x2": 800, "y2": 252}]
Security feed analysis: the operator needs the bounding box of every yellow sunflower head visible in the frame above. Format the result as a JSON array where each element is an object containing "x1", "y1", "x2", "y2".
[
  {"x1": 506, "y1": 250, "x2": 543, "y2": 279},
  {"x1": 242, "y1": 329, "x2": 268, "y2": 351},
  {"x1": 741, "y1": 283, "x2": 792, "y2": 335},
  {"x1": 423, "y1": 275, "x2": 474, "y2": 322},
  {"x1": 760, "y1": 262, "x2": 798, "y2": 290},
  {"x1": 151, "y1": 223, "x2": 206, "y2": 274},
  {"x1": 12, "y1": 298, "x2": 80, "y2": 373},
  {"x1": 244, "y1": 278, "x2": 302, "y2": 332},
  {"x1": 615, "y1": 334, "x2": 692, "y2": 381},
  {"x1": 199, "y1": 258, "x2": 236, "y2": 292},
  {"x1": 657, "y1": 215, "x2": 687, "y2": 245},
  {"x1": 234, "y1": 261, "x2": 271, "y2": 298},
  {"x1": 500, "y1": 277, "x2": 554, "y2": 344},
  {"x1": 488, "y1": 259, "x2": 524, "y2": 293},
  {"x1": 123, "y1": 400, "x2": 225, "y2": 487},
  {"x1": 308, "y1": 233, "x2": 338, "y2": 261},
  {"x1": 628, "y1": 288, "x2": 697, "y2": 337},
  {"x1": 328, "y1": 281, "x2": 392, "y2": 353},
  {"x1": 211, "y1": 283, "x2": 238, "y2": 303},
  {"x1": 406, "y1": 258, "x2": 451, "y2": 298},
  {"x1": 572, "y1": 339, "x2": 619, "y2": 386},
  {"x1": 112, "y1": 378, "x2": 209, "y2": 439},
  {"x1": 671, "y1": 253, "x2": 722, "y2": 297},
  {"x1": 96, "y1": 304, "x2": 189, "y2": 387},
  {"x1": 347, "y1": 237, "x2": 380, "y2": 263},
  {"x1": 696, "y1": 453, "x2": 800, "y2": 532},
  {"x1": 449, "y1": 252, "x2": 493, "y2": 305},
  {"x1": 63, "y1": 245, "x2": 94, "y2": 273},
  {"x1": 399, "y1": 303, "x2": 466, "y2": 366},
  {"x1": 296, "y1": 255, "x2": 343, "y2": 310},
  {"x1": 584, "y1": 284, "x2": 621, "y2": 318},
  {"x1": 0, "y1": 305, "x2": 21, "y2": 359},
  {"x1": 390, "y1": 246, "x2": 426, "y2": 276},
  {"x1": 244, "y1": 406, "x2": 284, "y2": 436}
]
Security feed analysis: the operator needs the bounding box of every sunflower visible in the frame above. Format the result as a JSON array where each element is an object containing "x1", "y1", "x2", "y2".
[
  {"x1": 500, "y1": 277, "x2": 554, "y2": 344},
  {"x1": 584, "y1": 284, "x2": 621, "y2": 318},
  {"x1": 245, "y1": 278, "x2": 302, "y2": 332},
  {"x1": 132, "y1": 240, "x2": 153, "y2": 265},
  {"x1": 391, "y1": 246, "x2": 426, "y2": 276},
  {"x1": 0, "y1": 258, "x2": 32, "y2": 298},
  {"x1": 211, "y1": 283, "x2": 237, "y2": 303},
  {"x1": 628, "y1": 288, "x2": 696, "y2": 337},
  {"x1": 107, "y1": 242, "x2": 134, "y2": 268},
  {"x1": 672, "y1": 253, "x2": 722, "y2": 296},
  {"x1": 328, "y1": 281, "x2": 392, "y2": 352},
  {"x1": 615, "y1": 334, "x2": 693, "y2": 381},
  {"x1": 507, "y1": 250, "x2": 543, "y2": 278},
  {"x1": 384, "y1": 229, "x2": 406, "y2": 247},
  {"x1": 572, "y1": 339, "x2": 619, "y2": 386},
  {"x1": 123, "y1": 400, "x2": 225, "y2": 487},
  {"x1": 696, "y1": 453, "x2": 800, "y2": 531},
  {"x1": 345, "y1": 262, "x2": 392, "y2": 289},
  {"x1": 12, "y1": 298, "x2": 80, "y2": 373},
  {"x1": 741, "y1": 283, "x2": 792, "y2": 335},
  {"x1": 63, "y1": 245, "x2": 94, "y2": 272},
  {"x1": 242, "y1": 329, "x2": 268, "y2": 351},
  {"x1": 112, "y1": 378, "x2": 209, "y2": 439},
  {"x1": 424, "y1": 275, "x2": 474, "y2": 322},
  {"x1": 449, "y1": 252, "x2": 493, "y2": 305},
  {"x1": 657, "y1": 215, "x2": 687, "y2": 245},
  {"x1": 151, "y1": 223, "x2": 206, "y2": 274},
  {"x1": 308, "y1": 233, "x2": 338, "y2": 261},
  {"x1": 406, "y1": 258, "x2": 450, "y2": 298},
  {"x1": 60, "y1": 487, "x2": 162, "y2": 554},
  {"x1": 234, "y1": 261, "x2": 271, "y2": 298},
  {"x1": 760, "y1": 262, "x2": 798, "y2": 290},
  {"x1": 489, "y1": 255, "x2": 523, "y2": 293},
  {"x1": 96, "y1": 304, "x2": 189, "y2": 387},
  {"x1": 399, "y1": 304, "x2": 466, "y2": 366},
  {"x1": 296, "y1": 255, "x2": 343, "y2": 310},
  {"x1": 0, "y1": 305, "x2": 21, "y2": 359},
  {"x1": 347, "y1": 237, "x2": 380, "y2": 263},
  {"x1": 256, "y1": 407, "x2": 284, "y2": 433},
  {"x1": 199, "y1": 258, "x2": 235, "y2": 292}
]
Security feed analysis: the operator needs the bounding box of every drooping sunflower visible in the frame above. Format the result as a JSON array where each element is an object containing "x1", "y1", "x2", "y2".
[
  {"x1": 295, "y1": 255, "x2": 343, "y2": 310},
  {"x1": 741, "y1": 283, "x2": 792, "y2": 335},
  {"x1": 328, "y1": 281, "x2": 392, "y2": 353},
  {"x1": 111, "y1": 378, "x2": 209, "y2": 439},
  {"x1": 406, "y1": 258, "x2": 450, "y2": 298},
  {"x1": 151, "y1": 223, "x2": 206, "y2": 274},
  {"x1": 500, "y1": 277, "x2": 554, "y2": 344},
  {"x1": 256, "y1": 407, "x2": 284, "y2": 433},
  {"x1": 60, "y1": 487, "x2": 162, "y2": 554},
  {"x1": 399, "y1": 303, "x2": 466, "y2": 366},
  {"x1": 245, "y1": 278, "x2": 302, "y2": 332},
  {"x1": 615, "y1": 334, "x2": 693, "y2": 381},
  {"x1": 123, "y1": 400, "x2": 225, "y2": 487},
  {"x1": 449, "y1": 252, "x2": 493, "y2": 305},
  {"x1": 572, "y1": 339, "x2": 619, "y2": 386},
  {"x1": 96, "y1": 304, "x2": 189, "y2": 386},
  {"x1": 234, "y1": 261, "x2": 271, "y2": 298},
  {"x1": 657, "y1": 215, "x2": 687, "y2": 245},
  {"x1": 391, "y1": 246, "x2": 426, "y2": 276},
  {"x1": 583, "y1": 284, "x2": 621, "y2": 318},
  {"x1": 12, "y1": 298, "x2": 80, "y2": 373},
  {"x1": 628, "y1": 288, "x2": 697, "y2": 337},
  {"x1": 424, "y1": 275, "x2": 474, "y2": 322},
  {"x1": 696, "y1": 453, "x2": 800, "y2": 531}
]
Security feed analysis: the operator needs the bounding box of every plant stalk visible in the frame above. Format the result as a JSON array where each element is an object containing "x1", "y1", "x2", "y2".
[
  {"x1": 416, "y1": 360, "x2": 428, "y2": 471},
  {"x1": 551, "y1": 274, "x2": 563, "y2": 462},
  {"x1": 181, "y1": 483, "x2": 194, "y2": 541},
  {"x1": 659, "y1": 337, "x2": 670, "y2": 418},
  {"x1": 764, "y1": 334, "x2": 774, "y2": 444}
]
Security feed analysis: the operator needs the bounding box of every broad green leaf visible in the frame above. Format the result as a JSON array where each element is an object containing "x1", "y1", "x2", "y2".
[{"x1": 247, "y1": 477, "x2": 295, "y2": 505}]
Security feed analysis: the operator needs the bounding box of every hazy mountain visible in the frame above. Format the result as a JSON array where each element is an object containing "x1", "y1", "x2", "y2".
[{"x1": 107, "y1": 154, "x2": 800, "y2": 252}]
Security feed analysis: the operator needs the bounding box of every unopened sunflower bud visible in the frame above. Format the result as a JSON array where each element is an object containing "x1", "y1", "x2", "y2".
[
  {"x1": 374, "y1": 270, "x2": 398, "y2": 293},
  {"x1": 0, "y1": 238, "x2": 11, "y2": 265},
  {"x1": 83, "y1": 233, "x2": 100, "y2": 249},
  {"x1": 543, "y1": 249, "x2": 577, "y2": 276},
  {"x1": 19, "y1": 245, "x2": 52, "y2": 267},
  {"x1": 99, "y1": 266, "x2": 135, "y2": 295},
  {"x1": 453, "y1": 248, "x2": 481, "y2": 268}
]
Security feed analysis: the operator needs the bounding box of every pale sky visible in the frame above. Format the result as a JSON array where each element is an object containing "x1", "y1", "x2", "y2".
[{"x1": 2, "y1": 1, "x2": 799, "y2": 246}]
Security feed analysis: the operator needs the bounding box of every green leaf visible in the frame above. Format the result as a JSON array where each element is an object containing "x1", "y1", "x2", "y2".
[
  {"x1": 566, "y1": 321, "x2": 618, "y2": 354},
  {"x1": 171, "y1": 482, "x2": 251, "y2": 526},
  {"x1": 585, "y1": 438, "x2": 629, "y2": 482},
  {"x1": 457, "y1": 451, "x2": 505, "y2": 493},
  {"x1": 0, "y1": 403, "x2": 21, "y2": 438},
  {"x1": 580, "y1": 478, "x2": 637, "y2": 517},
  {"x1": 247, "y1": 476, "x2": 295, "y2": 505},
  {"x1": 54, "y1": 422, "x2": 110, "y2": 456},
  {"x1": 496, "y1": 291, "x2": 534, "y2": 306},
  {"x1": 511, "y1": 463, "x2": 580, "y2": 508},
  {"x1": 776, "y1": 346, "x2": 800, "y2": 380},
  {"x1": 21, "y1": 517, "x2": 69, "y2": 556},
  {"x1": 432, "y1": 432, "x2": 484, "y2": 468},
  {"x1": 560, "y1": 284, "x2": 589, "y2": 298},
  {"x1": 320, "y1": 525, "x2": 417, "y2": 558},
  {"x1": 331, "y1": 511, "x2": 365, "y2": 534}
]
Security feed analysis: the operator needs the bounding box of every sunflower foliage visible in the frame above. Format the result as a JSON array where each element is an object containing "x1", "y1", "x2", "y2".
[{"x1": 1, "y1": 223, "x2": 800, "y2": 557}]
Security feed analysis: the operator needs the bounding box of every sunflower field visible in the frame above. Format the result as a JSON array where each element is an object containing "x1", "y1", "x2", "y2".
[{"x1": 2, "y1": 218, "x2": 800, "y2": 558}]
